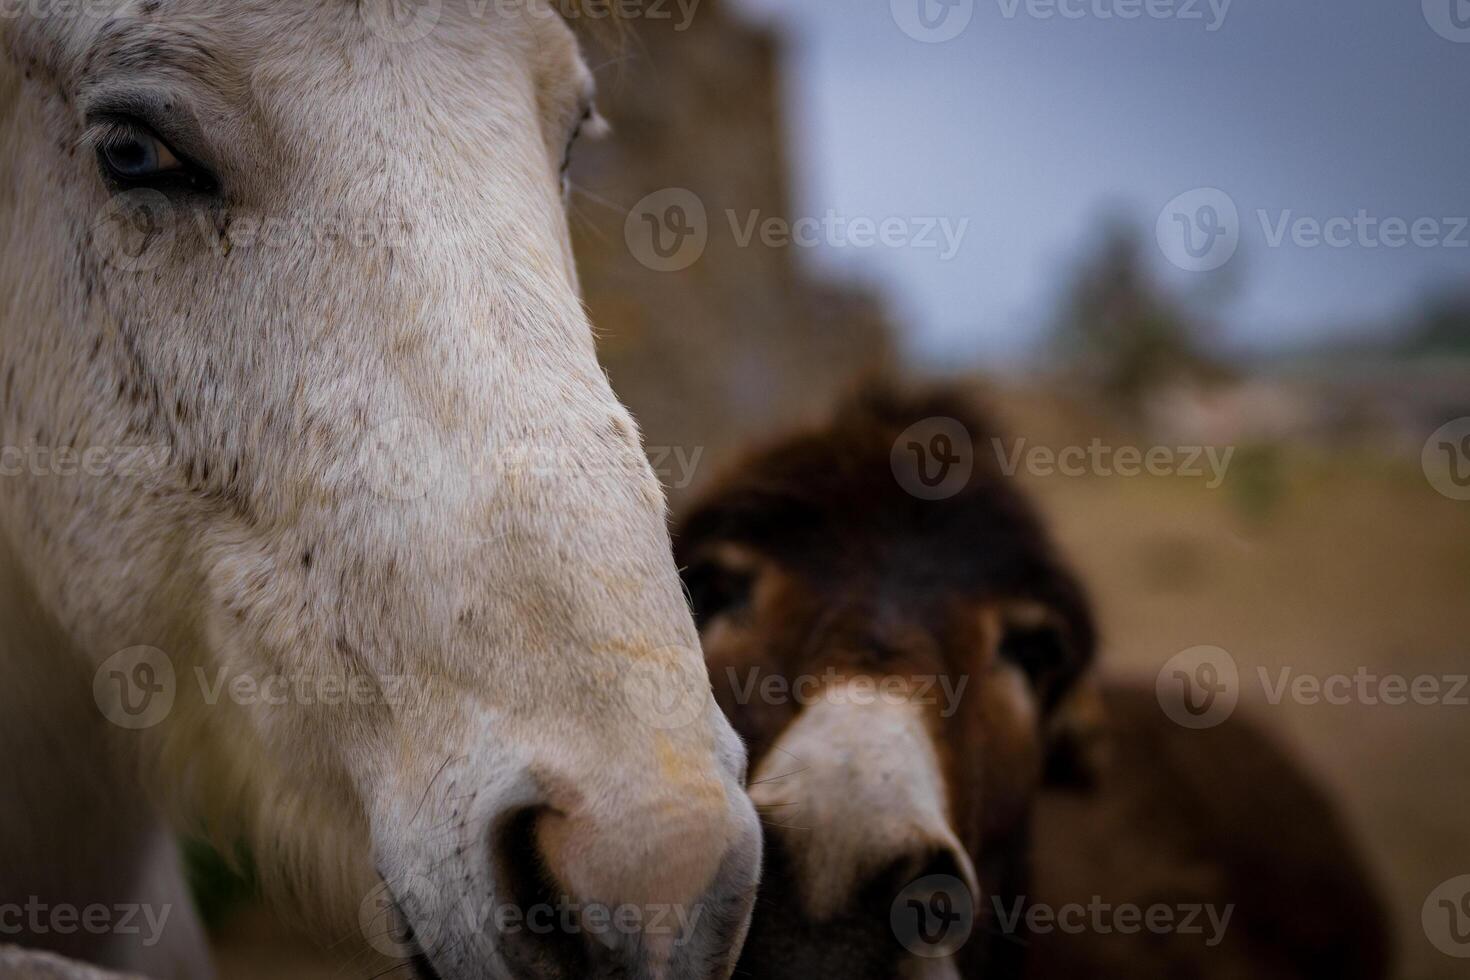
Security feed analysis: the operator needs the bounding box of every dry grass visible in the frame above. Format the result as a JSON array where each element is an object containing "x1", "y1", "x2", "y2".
[{"x1": 1028, "y1": 455, "x2": 1470, "y2": 980}]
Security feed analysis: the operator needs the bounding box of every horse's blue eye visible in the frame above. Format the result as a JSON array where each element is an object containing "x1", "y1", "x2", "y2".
[
  {"x1": 105, "y1": 136, "x2": 156, "y2": 175},
  {"x1": 92, "y1": 118, "x2": 218, "y2": 195},
  {"x1": 101, "y1": 130, "x2": 183, "y2": 181}
]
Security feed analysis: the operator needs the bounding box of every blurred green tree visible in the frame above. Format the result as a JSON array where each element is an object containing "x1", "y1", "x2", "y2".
[
  {"x1": 1402, "y1": 288, "x2": 1470, "y2": 357},
  {"x1": 1049, "y1": 220, "x2": 1227, "y2": 417}
]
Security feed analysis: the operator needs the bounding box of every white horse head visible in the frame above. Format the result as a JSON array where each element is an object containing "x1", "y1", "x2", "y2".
[{"x1": 0, "y1": 3, "x2": 758, "y2": 978}]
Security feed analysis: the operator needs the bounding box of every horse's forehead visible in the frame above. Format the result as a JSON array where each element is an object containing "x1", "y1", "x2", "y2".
[
  {"x1": 59, "y1": 0, "x2": 578, "y2": 87},
  {"x1": 53, "y1": 2, "x2": 591, "y2": 205}
]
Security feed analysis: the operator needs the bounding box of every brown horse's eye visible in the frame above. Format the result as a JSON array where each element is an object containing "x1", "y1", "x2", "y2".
[
  {"x1": 682, "y1": 561, "x2": 755, "y2": 631},
  {"x1": 998, "y1": 619, "x2": 1075, "y2": 712}
]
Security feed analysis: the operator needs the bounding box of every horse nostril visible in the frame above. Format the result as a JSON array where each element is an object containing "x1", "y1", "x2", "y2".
[
  {"x1": 491, "y1": 806, "x2": 589, "y2": 980},
  {"x1": 867, "y1": 842, "x2": 978, "y2": 915},
  {"x1": 911, "y1": 848, "x2": 971, "y2": 896},
  {"x1": 485, "y1": 779, "x2": 761, "y2": 980}
]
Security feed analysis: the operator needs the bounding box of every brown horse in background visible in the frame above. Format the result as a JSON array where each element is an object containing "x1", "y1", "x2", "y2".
[
  {"x1": 677, "y1": 385, "x2": 1100, "y2": 978},
  {"x1": 676, "y1": 384, "x2": 1391, "y2": 979}
]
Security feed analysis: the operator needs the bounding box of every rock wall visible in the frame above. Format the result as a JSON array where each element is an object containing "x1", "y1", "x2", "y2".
[{"x1": 570, "y1": 0, "x2": 895, "y2": 503}]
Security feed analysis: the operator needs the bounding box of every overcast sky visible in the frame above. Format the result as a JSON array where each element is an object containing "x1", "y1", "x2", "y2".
[{"x1": 728, "y1": 0, "x2": 1470, "y2": 365}]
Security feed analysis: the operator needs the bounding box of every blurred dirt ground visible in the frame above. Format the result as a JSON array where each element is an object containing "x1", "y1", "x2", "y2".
[
  {"x1": 212, "y1": 453, "x2": 1470, "y2": 980},
  {"x1": 1027, "y1": 455, "x2": 1470, "y2": 980}
]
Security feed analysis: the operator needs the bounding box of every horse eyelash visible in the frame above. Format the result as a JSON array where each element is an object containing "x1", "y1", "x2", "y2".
[
  {"x1": 77, "y1": 120, "x2": 126, "y2": 156},
  {"x1": 81, "y1": 116, "x2": 208, "y2": 172},
  {"x1": 80, "y1": 117, "x2": 155, "y2": 154}
]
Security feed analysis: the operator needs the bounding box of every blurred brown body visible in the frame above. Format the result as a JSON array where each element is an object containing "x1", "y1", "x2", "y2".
[
  {"x1": 677, "y1": 385, "x2": 1391, "y2": 979},
  {"x1": 1028, "y1": 683, "x2": 1392, "y2": 980}
]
